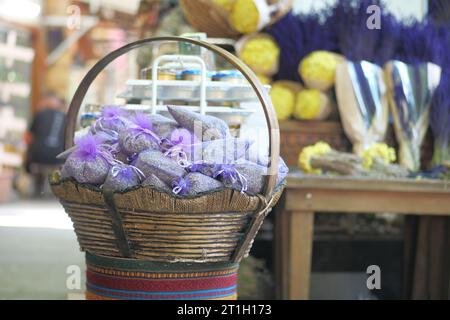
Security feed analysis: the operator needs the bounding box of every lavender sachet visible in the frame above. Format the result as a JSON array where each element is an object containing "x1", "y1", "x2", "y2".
[
  {"x1": 60, "y1": 105, "x2": 288, "y2": 197},
  {"x1": 92, "y1": 105, "x2": 129, "y2": 133},
  {"x1": 161, "y1": 128, "x2": 201, "y2": 164},
  {"x1": 148, "y1": 114, "x2": 179, "y2": 139},
  {"x1": 103, "y1": 164, "x2": 144, "y2": 192},
  {"x1": 213, "y1": 157, "x2": 288, "y2": 195},
  {"x1": 171, "y1": 172, "x2": 223, "y2": 196},
  {"x1": 119, "y1": 112, "x2": 161, "y2": 155},
  {"x1": 135, "y1": 149, "x2": 186, "y2": 186},
  {"x1": 142, "y1": 173, "x2": 171, "y2": 193},
  {"x1": 167, "y1": 106, "x2": 231, "y2": 141},
  {"x1": 214, "y1": 161, "x2": 266, "y2": 195},
  {"x1": 61, "y1": 133, "x2": 112, "y2": 184},
  {"x1": 201, "y1": 138, "x2": 253, "y2": 164}
]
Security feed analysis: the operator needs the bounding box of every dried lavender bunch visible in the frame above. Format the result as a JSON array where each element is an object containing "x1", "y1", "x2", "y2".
[
  {"x1": 266, "y1": 11, "x2": 336, "y2": 82},
  {"x1": 386, "y1": 60, "x2": 441, "y2": 170},
  {"x1": 394, "y1": 19, "x2": 443, "y2": 65},
  {"x1": 373, "y1": 12, "x2": 400, "y2": 65},
  {"x1": 428, "y1": 0, "x2": 450, "y2": 23},
  {"x1": 266, "y1": 12, "x2": 307, "y2": 82},
  {"x1": 330, "y1": 0, "x2": 383, "y2": 62}
]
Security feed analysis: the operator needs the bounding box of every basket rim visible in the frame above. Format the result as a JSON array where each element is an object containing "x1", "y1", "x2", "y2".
[{"x1": 50, "y1": 171, "x2": 286, "y2": 200}]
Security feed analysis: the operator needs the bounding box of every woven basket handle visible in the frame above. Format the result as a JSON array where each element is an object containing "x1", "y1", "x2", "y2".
[{"x1": 65, "y1": 36, "x2": 280, "y2": 199}]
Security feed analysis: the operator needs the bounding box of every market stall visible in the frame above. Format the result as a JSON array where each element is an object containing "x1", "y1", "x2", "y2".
[
  {"x1": 1, "y1": 0, "x2": 449, "y2": 301},
  {"x1": 54, "y1": 0, "x2": 450, "y2": 300}
]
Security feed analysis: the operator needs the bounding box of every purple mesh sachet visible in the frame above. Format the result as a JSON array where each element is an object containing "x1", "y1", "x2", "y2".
[
  {"x1": 113, "y1": 150, "x2": 129, "y2": 164},
  {"x1": 119, "y1": 112, "x2": 161, "y2": 155},
  {"x1": 135, "y1": 149, "x2": 186, "y2": 186},
  {"x1": 171, "y1": 172, "x2": 223, "y2": 196},
  {"x1": 162, "y1": 128, "x2": 201, "y2": 164},
  {"x1": 92, "y1": 128, "x2": 120, "y2": 145},
  {"x1": 201, "y1": 138, "x2": 253, "y2": 165},
  {"x1": 167, "y1": 106, "x2": 231, "y2": 141},
  {"x1": 214, "y1": 161, "x2": 266, "y2": 195},
  {"x1": 148, "y1": 114, "x2": 179, "y2": 139},
  {"x1": 188, "y1": 161, "x2": 218, "y2": 177},
  {"x1": 249, "y1": 145, "x2": 289, "y2": 188},
  {"x1": 93, "y1": 105, "x2": 129, "y2": 132},
  {"x1": 61, "y1": 133, "x2": 112, "y2": 184},
  {"x1": 103, "y1": 164, "x2": 143, "y2": 192},
  {"x1": 142, "y1": 173, "x2": 171, "y2": 193}
]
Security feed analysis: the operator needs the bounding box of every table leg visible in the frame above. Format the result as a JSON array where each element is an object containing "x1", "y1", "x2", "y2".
[
  {"x1": 275, "y1": 205, "x2": 290, "y2": 299},
  {"x1": 288, "y1": 210, "x2": 314, "y2": 300}
]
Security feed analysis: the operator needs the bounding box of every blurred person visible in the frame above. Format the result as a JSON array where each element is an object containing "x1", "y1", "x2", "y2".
[{"x1": 25, "y1": 91, "x2": 66, "y2": 197}]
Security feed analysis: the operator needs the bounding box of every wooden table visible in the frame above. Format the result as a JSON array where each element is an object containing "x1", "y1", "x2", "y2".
[{"x1": 274, "y1": 172, "x2": 450, "y2": 300}]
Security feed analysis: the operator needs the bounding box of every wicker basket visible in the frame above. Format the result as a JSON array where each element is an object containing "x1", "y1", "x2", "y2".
[
  {"x1": 50, "y1": 37, "x2": 283, "y2": 299},
  {"x1": 51, "y1": 178, "x2": 284, "y2": 262}
]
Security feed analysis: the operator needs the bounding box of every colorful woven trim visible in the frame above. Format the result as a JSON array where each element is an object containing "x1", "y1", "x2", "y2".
[{"x1": 85, "y1": 253, "x2": 239, "y2": 300}]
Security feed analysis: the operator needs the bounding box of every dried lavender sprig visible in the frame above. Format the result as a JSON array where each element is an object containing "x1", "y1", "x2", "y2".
[
  {"x1": 266, "y1": 10, "x2": 336, "y2": 82},
  {"x1": 266, "y1": 12, "x2": 306, "y2": 82},
  {"x1": 330, "y1": 0, "x2": 383, "y2": 62},
  {"x1": 428, "y1": 0, "x2": 450, "y2": 23},
  {"x1": 394, "y1": 19, "x2": 443, "y2": 65}
]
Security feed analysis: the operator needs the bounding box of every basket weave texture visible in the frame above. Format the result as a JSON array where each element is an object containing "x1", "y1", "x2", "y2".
[{"x1": 51, "y1": 177, "x2": 284, "y2": 263}]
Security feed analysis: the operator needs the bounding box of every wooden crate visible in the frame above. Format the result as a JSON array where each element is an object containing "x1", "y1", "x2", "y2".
[{"x1": 280, "y1": 120, "x2": 352, "y2": 167}]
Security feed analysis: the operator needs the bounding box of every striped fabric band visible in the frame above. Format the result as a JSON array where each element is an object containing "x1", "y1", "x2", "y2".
[{"x1": 85, "y1": 252, "x2": 239, "y2": 300}]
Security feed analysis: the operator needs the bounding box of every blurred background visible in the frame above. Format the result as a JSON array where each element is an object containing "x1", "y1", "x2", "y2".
[{"x1": 0, "y1": 0, "x2": 447, "y2": 300}]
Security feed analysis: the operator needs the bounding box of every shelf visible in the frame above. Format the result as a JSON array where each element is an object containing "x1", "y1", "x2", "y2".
[
  {"x1": 118, "y1": 79, "x2": 270, "y2": 103},
  {"x1": 122, "y1": 104, "x2": 256, "y2": 115}
]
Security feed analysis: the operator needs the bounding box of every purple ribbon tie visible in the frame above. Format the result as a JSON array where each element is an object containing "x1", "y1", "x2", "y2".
[
  {"x1": 111, "y1": 164, "x2": 146, "y2": 182},
  {"x1": 161, "y1": 137, "x2": 195, "y2": 168},
  {"x1": 213, "y1": 164, "x2": 248, "y2": 193},
  {"x1": 172, "y1": 177, "x2": 190, "y2": 195},
  {"x1": 130, "y1": 125, "x2": 161, "y2": 144}
]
